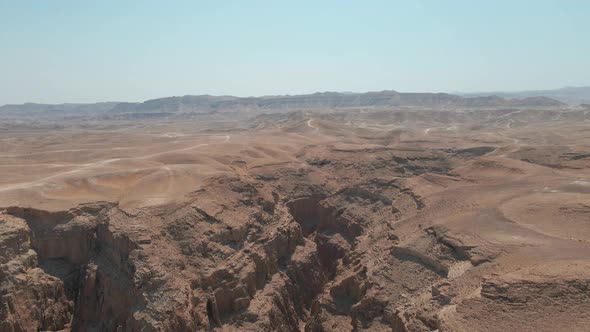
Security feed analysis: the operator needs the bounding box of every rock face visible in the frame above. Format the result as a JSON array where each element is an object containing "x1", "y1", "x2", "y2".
[
  {"x1": 0, "y1": 203, "x2": 161, "y2": 331},
  {"x1": 0, "y1": 168, "x2": 425, "y2": 331},
  {"x1": 0, "y1": 213, "x2": 73, "y2": 331}
]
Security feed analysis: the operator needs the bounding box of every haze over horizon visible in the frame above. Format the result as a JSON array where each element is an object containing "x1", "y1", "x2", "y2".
[{"x1": 1, "y1": 0, "x2": 589, "y2": 105}]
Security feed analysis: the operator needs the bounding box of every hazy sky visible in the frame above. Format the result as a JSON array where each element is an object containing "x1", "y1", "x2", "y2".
[{"x1": 1, "y1": 0, "x2": 589, "y2": 104}]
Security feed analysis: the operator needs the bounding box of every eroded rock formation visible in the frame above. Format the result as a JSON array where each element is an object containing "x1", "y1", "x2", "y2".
[{"x1": 2, "y1": 119, "x2": 590, "y2": 332}]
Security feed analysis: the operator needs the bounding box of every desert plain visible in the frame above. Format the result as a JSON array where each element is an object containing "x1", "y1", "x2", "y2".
[{"x1": 1, "y1": 92, "x2": 590, "y2": 331}]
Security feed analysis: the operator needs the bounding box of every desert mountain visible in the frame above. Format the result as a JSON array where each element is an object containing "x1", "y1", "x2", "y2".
[
  {"x1": 1, "y1": 91, "x2": 566, "y2": 121},
  {"x1": 460, "y1": 86, "x2": 590, "y2": 105}
]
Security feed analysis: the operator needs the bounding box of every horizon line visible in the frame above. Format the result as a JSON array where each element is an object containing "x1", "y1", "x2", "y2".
[{"x1": 2, "y1": 85, "x2": 588, "y2": 107}]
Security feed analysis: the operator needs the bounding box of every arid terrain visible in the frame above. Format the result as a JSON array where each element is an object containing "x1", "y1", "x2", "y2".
[{"x1": 1, "y1": 92, "x2": 590, "y2": 331}]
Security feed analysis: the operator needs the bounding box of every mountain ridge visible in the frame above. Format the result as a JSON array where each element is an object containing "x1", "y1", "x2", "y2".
[
  {"x1": 459, "y1": 86, "x2": 590, "y2": 104},
  {"x1": 0, "y1": 90, "x2": 567, "y2": 118}
]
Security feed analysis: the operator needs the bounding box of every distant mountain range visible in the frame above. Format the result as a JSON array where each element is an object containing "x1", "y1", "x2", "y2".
[
  {"x1": 458, "y1": 86, "x2": 590, "y2": 105},
  {"x1": 108, "y1": 91, "x2": 565, "y2": 113},
  {"x1": 0, "y1": 102, "x2": 119, "y2": 116},
  {"x1": 0, "y1": 90, "x2": 571, "y2": 121}
]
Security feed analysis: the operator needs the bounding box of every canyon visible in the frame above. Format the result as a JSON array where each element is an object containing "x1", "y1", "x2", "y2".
[{"x1": 1, "y1": 99, "x2": 590, "y2": 331}]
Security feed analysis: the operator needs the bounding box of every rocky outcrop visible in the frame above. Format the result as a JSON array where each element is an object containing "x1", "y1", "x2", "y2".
[
  {"x1": 0, "y1": 203, "x2": 167, "y2": 331},
  {"x1": 0, "y1": 214, "x2": 73, "y2": 332},
  {"x1": 3, "y1": 135, "x2": 589, "y2": 332},
  {"x1": 448, "y1": 275, "x2": 590, "y2": 331}
]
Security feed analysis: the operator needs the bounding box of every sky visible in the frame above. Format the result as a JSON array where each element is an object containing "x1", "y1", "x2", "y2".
[{"x1": 1, "y1": 0, "x2": 589, "y2": 104}]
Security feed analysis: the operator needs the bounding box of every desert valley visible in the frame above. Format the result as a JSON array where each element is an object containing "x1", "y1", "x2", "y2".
[{"x1": 1, "y1": 91, "x2": 590, "y2": 331}]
